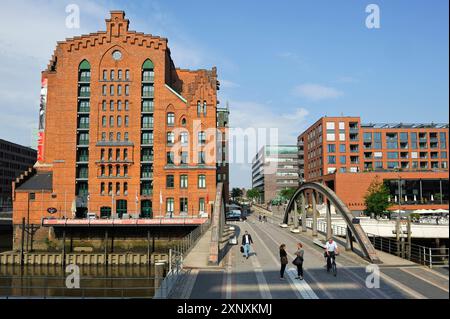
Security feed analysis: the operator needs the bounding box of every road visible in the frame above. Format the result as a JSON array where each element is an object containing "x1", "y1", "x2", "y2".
[{"x1": 180, "y1": 211, "x2": 449, "y2": 299}]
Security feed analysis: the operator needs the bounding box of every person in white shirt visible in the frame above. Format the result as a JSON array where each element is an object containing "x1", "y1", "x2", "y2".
[{"x1": 325, "y1": 238, "x2": 338, "y2": 272}]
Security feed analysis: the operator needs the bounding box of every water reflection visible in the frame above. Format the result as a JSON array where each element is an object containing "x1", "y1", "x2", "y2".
[{"x1": 0, "y1": 265, "x2": 165, "y2": 298}]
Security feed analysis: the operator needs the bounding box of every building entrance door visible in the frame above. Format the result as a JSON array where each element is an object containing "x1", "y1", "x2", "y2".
[
  {"x1": 141, "y1": 200, "x2": 152, "y2": 218},
  {"x1": 117, "y1": 200, "x2": 127, "y2": 218},
  {"x1": 100, "y1": 206, "x2": 112, "y2": 219}
]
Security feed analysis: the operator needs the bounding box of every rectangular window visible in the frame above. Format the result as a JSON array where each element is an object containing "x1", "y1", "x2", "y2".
[
  {"x1": 180, "y1": 175, "x2": 188, "y2": 188},
  {"x1": 110, "y1": 85, "x2": 114, "y2": 96},
  {"x1": 199, "y1": 198, "x2": 205, "y2": 214},
  {"x1": 326, "y1": 122, "x2": 335, "y2": 130},
  {"x1": 440, "y1": 132, "x2": 447, "y2": 149},
  {"x1": 166, "y1": 198, "x2": 174, "y2": 215},
  {"x1": 166, "y1": 175, "x2": 174, "y2": 188},
  {"x1": 327, "y1": 144, "x2": 336, "y2": 153},
  {"x1": 387, "y1": 162, "x2": 399, "y2": 169},
  {"x1": 198, "y1": 175, "x2": 206, "y2": 188},
  {"x1": 326, "y1": 134, "x2": 336, "y2": 142},
  {"x1": 167, "y1": 132, "x2": 175, "y2": 145},
  {"x1": 198, "y1": 151, "x2": 206, "y2": 164},
  {"x1": 363, "y1": 132, "x2": 372, "y2": 142},
  {"x1": 181, "y1": 152, "x2": 188, "y2": 164},
  {"x1": 374, "y1": 161, "x2": 383, "y2": 169},
  {"x1": 167, "y1": 152, "x2": 174, "y2": 165},
  {"x1": 339, "y1": 144, "x2": 346, "y2": 153},
  {"x1": 387, "y1": 152, "x2": 399, "y2": 159},
  {"x1": 339, "y1": 156, "x2": 346, "y2": 164},
  {"x1": 441, "y1": 151, "x2": 447, "y2": 159},
  {"x1": 198, "y1": 131, "x2": 206, "y2": 145},
  {"x1": 327, "y1": 155, "x2": 336, "y2": 164},
  {"x1": 125, "y1": 116, "x2": 129, "y2": 127},
  {"x1": 181, "y1": 132, "x2": 188, "y2": 145}
]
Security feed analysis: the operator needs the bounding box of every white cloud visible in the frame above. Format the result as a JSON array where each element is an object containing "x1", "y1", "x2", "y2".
[{"x1": 292, "y1": 83, "x2": 344, "y2": 101}]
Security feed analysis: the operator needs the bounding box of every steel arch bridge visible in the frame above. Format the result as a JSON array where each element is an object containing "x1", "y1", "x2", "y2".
[{"x1": 283, "y1": 182, "x2": 381, "y2": 264}]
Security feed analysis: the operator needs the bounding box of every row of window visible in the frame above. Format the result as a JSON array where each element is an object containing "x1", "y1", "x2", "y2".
[
  {"x1": 102, "y1": 85, "x2": 130, "y2": 97},
  {"x1": 327, "y1": 160, "x2": 448, "y2": 170},
  {"x1": 100, "y1": 132, "x2": 130, "y2": 142},
  {"x1": 165, "y1": 197, "x2": 206, "y2": 214},
  {"x1": 101, "y1": 100, "x2": 130, "y2": 112},
  {"x1": 166, "y1": 151, "x2": 207, "y2": 165},
  {"x1": 101, "y1": 115, "x2": 130, "y2": 128},
  {"x1": 100, "y1": 165, "x2": 129, "y2": 177},
  {"x1": 102, "y1": 69, "x2": 131, "y2": 82},
  {"x1": 166, "y1": 174, "x2": 207, "y2": 189},
  {"x1": 100, "y1": 149, "x2": 129, "y2": 161},
  {"x1": 100, "y1": 182, "x2": 128, "y2": 196},
  {"x1": 166, "y1": 131, "x2": 207, "y2": 145}
]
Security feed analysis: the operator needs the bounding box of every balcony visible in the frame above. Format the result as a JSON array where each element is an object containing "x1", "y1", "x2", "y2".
[
  {"x1": 78, "y1": 76, "x2": 91, "y2": 83},
  {"x1": 141, "y1": 139, "x2": 154, "y2": 146},
  {"x1": 141, "y1": 189, "x2": 153, "y2": 196},
  {"x1": 142, "y1": 106, "x2": 154, "y2": 113},
  {"x1": 142, "y1": 123, "x2": 154, "y2": 130},
  {"x1": 78, "y1": 107, "x2": 90, "y2": 113},
  {"x1": 142, "y1": 76, "x2": 154, "y2": 83},
  {"x1": 141, "y1": 172, "x2": 154, "y2": 180}
]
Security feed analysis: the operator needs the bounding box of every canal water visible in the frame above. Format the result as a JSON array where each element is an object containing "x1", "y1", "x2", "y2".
[{"x1": 0, "y1": 264, "x2": 165, "y2": 298}]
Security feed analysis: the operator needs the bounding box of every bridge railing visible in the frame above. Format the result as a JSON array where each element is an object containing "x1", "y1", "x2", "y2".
[
  {"x1": 367, "y1": 233, "x2": 449, "y2": 268},
  {"x1": 305, "y1": 219, "x2": 347, "y2": 237}
]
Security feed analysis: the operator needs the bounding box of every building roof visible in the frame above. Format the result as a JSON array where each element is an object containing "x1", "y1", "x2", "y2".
[
  {"x1": 360, "y1": 123, "x2": 449, "y2": 129},
  {"x1": 16, "y1": 172, "x2": 52, "y2": 191}
]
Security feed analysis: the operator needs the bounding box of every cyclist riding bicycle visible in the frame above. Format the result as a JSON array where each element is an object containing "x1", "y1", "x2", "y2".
[{"x1": 324, "y1": 238, "x2": 339, "y2": 272}]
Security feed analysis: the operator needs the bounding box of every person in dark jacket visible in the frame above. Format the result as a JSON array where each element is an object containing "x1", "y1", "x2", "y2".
[
  {"x1": 294, "y1": 242, "x2": 305, "y2": 280},
  {"x1": 241, "y1": 231, "x2": 253, "y2": 259},
  {"x1": 279, "y1": 244, "x2": 288, "y2": 279}
]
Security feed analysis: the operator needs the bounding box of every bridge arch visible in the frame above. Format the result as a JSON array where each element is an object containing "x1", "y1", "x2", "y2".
[{"x1": 283, "y1": 182, "x2": 381, "y2": 264}]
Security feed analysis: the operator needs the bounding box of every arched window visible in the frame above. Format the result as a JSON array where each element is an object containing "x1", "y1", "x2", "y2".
[
  {"x1": 142, "y1": 59, "x2": 154, "y2": 81},
  {"x1": 181, "y1": 118, "x2": 187, "y2": 126},
  {"x1": 203, "y1": 101, "x2": 207, "y2": 115},
  {"x1": 109, "y1": 116, "x2": 114, "y2": 127},
  {"x1": 117, "y1": 116, "x2": 122, "y2": 127},
  {"x1": 197, "y1": 101, "x2": 201, "y2": 116},
  {"x1": 79, "y1": 60, "x2": 91, "y2": 82},
  {"x1": 117, "y1": 132, "x2": 121, "y2": 141},
  {"x1": 102, "y1": 116, "x2": 106, "y2": 127}
]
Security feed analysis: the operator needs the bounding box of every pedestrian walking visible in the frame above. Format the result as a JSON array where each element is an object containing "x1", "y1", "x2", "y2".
[
  {"x1": 293, "y1": 242, "x2": 304, "y2": 280},
  {"x1": 259, "y1": 215, "x2": 262, "y2": 222},
  {"x1": 263, "y1": 215, "x2": 267, "y2": 223},
  {"x1": 279, "y1": 244, "x2": 288, "y2": 280},
  {"x1": 241, "y1": 231, "x2": 254, "y2": 259}
]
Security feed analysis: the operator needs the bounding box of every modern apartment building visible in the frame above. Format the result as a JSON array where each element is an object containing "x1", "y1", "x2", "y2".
[
  {"x1": 0, "y1": 139, "x2": 37, "y2": 210},
  {"x1": 298, "y1": 117, "x2": 449, "y2": 213},
  {"x1": 12, "y1": 11, "x2": 229, "y2": 249},
  {"x1": 252, "y1": 145, "x2": 299, "y2": 204}
]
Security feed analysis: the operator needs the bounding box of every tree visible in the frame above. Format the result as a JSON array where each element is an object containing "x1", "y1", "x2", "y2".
[
  {"x1": 364, "y1": 176, "x2": 392, "y2": 218},
  {"x1": 231, "y1": 188, "x2": 243, "y2": 200},
  {"x1": 279, "y1": 187, "x2": 296, "y2": 202},
  {"x1": 246, "y1": 188, "x2": 260, "y2": 202}
]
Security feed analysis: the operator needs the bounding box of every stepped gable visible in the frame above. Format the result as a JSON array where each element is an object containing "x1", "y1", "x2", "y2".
[{"x1": 45, "y1": 11, "x2": 168, "y2": 72}]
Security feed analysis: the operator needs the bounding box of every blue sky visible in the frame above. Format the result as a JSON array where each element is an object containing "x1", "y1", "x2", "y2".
[{"x1": 0, "y1": 0, "x2": 448, "y2": 188}]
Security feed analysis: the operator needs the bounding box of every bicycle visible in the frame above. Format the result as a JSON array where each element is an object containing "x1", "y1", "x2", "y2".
[{"x1": 326, "y1": 252, "x2": 338, "y2": 277}]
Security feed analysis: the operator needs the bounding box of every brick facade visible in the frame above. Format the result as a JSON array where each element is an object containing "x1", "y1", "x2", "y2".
[{"x1": 12, "y1": 11, "x2": 229, "y2": 235}]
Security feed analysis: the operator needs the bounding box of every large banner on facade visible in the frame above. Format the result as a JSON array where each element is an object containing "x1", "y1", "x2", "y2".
[{"x1": 37, "y1": 77, "x2": 48, "y2": 162}]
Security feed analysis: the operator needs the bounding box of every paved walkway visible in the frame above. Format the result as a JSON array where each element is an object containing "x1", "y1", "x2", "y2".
[{"x1": 175, "y1": 211, "x2": 448, "y2": 299}]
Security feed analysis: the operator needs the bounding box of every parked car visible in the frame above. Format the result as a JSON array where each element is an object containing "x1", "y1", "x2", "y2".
[{"x1": 226, "y1": 209, "x2": 242, "y2": 221}]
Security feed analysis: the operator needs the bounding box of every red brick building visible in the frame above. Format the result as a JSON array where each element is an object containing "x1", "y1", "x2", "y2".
[
  {"x1": 298, "y1": 117, "x2": 449, "y2": 213},
  {"x1": 12, "y1": 11, "x2": 229, "y2": 248}
]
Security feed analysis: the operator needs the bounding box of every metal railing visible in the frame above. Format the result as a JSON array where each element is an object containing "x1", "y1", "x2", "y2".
[
  {"x1": 367, "y1": 233, "x2": 449, "y2": 268},
  {"x1": 154, "y1": 219, "x2": 211, "y2": 298}
]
